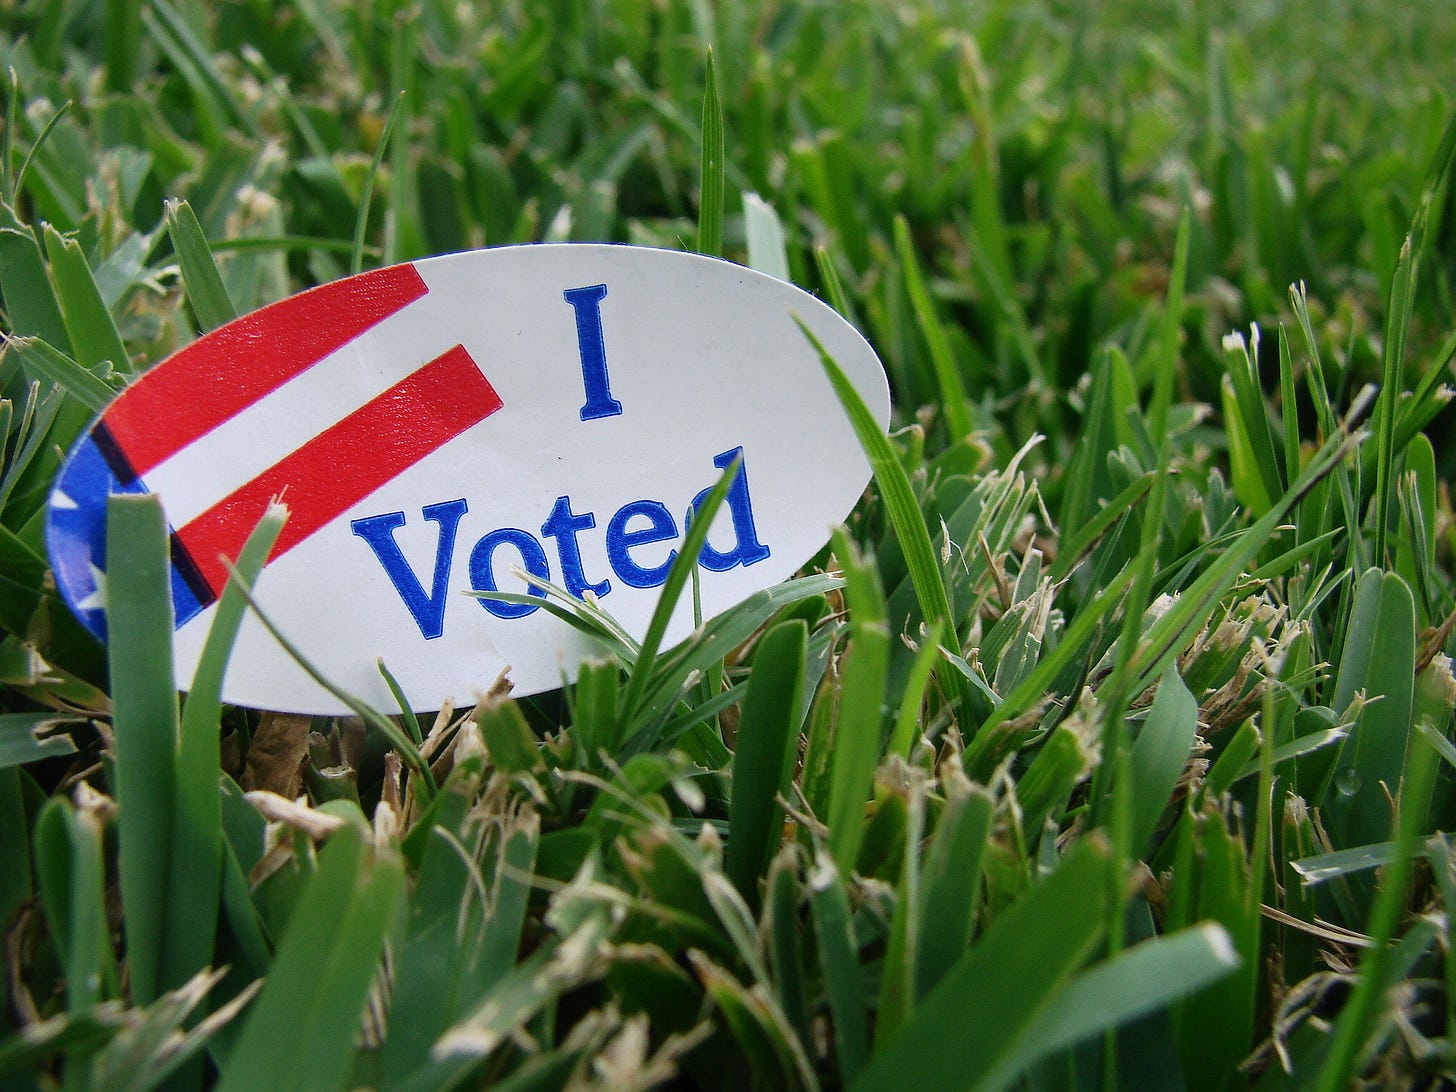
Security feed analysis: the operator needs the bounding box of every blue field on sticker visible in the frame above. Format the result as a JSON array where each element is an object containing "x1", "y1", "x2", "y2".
[{"x1": 46, "y1": 434, "x2": 208, "y2": 642}]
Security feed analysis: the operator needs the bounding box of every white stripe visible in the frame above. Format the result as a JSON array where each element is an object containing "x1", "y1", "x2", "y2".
[{"x1": 142, "y1": 286, "x2": 459, "y2": 528}]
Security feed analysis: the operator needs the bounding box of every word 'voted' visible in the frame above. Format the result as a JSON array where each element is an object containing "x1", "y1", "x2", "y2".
[{"x1": 47, "y1": 245, "x2": 889, "y2": 714}]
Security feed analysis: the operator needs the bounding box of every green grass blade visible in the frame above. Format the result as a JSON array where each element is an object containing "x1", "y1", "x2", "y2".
[
  {"x1": 979, "y1": 923, "x2": 1239, "y2": 1091},
  {"x1": 968, "y1": 560, "x2": 1136, "y2": 775},
  {"x1": 1219, "y1": 332, "x2": 1282, "y2": 515},
  {"x1": 0, "y1": 712, "x2": 80, "y2": 768},
  {"x1": 1314, "y1": 722, "x2": 1443, "y2": 1091},
  {"x1": 571, "y1": 658, "x2": 621, "y2": 761},
  {"x1": 1278, "y1": 324, "x2": 1301, "y2": 511},
  {"x1": 161, "y1": 504, "x2": 286, "y2": 997},
  {"x1": 218, "y1": 838, "x2": 270, "y2": 980},
  {"x1": 914, "y1": 776, "x2": 993, "y2": 1001},
  {"x1": 1049, "y1": 471, "x2": 1155, "y2": 584},
  {"x1": 351, "y1": 91, "x2": 405, "y2": 275},
  {"x1": 380, "y1": 770, "x2": 537, "y2": 1083},
  {"x1": 217, "y1": 823, "x2": 405, "y2": 1092},
  {"x1": 1395, "y1": 435, "x2": 1438, "y2": 622},
  {"x1": 165, "y1": 198, "x2": 238, "y2": 333},
  {"x1": 886, "y1": 617, "x2": 943, "y2": 761},
  {"x1": 0, "y1": 382, "x2": 65, "y2": 515},
  {"x1": 1056, "y1": 345, "x2": 1139, "y2": 539},
  {"x1": 103, "y1": 0, "x2": 142, "y2": 93},
  {"x1": 384, "y1": 14, "x2": 419, "y2": 265},
  {"x1": 377, "y1": 658, "x2": 423, "y2": 746},
  {"x1": 1372, "y1": 235, "x2": 1415, "y2": 567},
  {"x1": 1393, "y1": 323, "x2": 1456, "y2": 451},
  {"x1": 0, "y1": 220, "x2": 69, "y2": 352},
  {"x1": 893, "y1": 215, "x2": 972, "y2": 440},
  {"x1": 743, "y1": 191, "x2": 789, "y2": 281},
  {"x1": 813, "y1": 243, "x2": 855, "y2": 320},
  {"x1": 826, "y1": 529, "x2": 889, "y2": 874},
  {"x1": 13, "y1": 98, "x2": 73, "y2": 204},
  {"x1": 1148, "y1": 208, "x2": 1190, "y2": 441},
  {"x1": 701, "y1": 867, "x2": 773, "y2": 985},
  {"x1": 0, "y1": 1006, "x2": 131, "y2": 1078},
  {"x1": 1320, "y1": 567, "x2": 1416, "y2": 847},
  {"x1": 808, "y1": 851, "x2": 870, "y2": 1082},
  {"x1": 765, "y1": 847, "x2": 811, "y2": 1045},
  {"x1": 476, "y1": 809, "x2": 540, "y2": 989},
  {"x1": 1, "y1": 335, "x2": 119, "y2": 413},
  {"x1": 690, "y1": 949, "x2": 819, "y2": 1092},
  {"x1": 106, "y1": 493, "x2": 180, "y2": 1005},
  {"x1": 636, "y1": 573, "x2": 843, "y2": 723},
  {"x1": 964, "y1": 220, "x2": 1044, "y2": 388},
  {"x1": 1131, "y1": 425, "x2": 1360, "y2": 693},
  {"x1": 1128, "y1": 666, "x2": 1198, "y2": 856},
  {"x1": 42, "y1": 225, "x2": 131, "y2": 376},
  {"x1": 696, "y1": 49, "x2": 724, "y2": 259},
  {"x1": 142, "y1": 0, "x2": 257, "y2": 143},
  {"x1": 1, "y1": 69, "x2": 15, "y2": 205},
  {"x1": 616, "y1": 453, "x2": 736, "y2": 730},
  {"x1": 725, "y1": 618, "x2": 806, "y2": 901},
  {"x1": 854, "y1": 836, "x2": 1115, "y2": 1091},
  {"x1": 221, "y1": 558, "x2": 437, "y2": 800},
  {"x1": 425, "y1": 902, "x2": 617, "y2": 1088},
  {"x1": 90, "y1": 968, "x2": 250, "y2": 1092},
  {"x1": 798, "y1": 318, "x2": 975, "y2": 721},
  {"x1": 476, "y1": 696, "x2": 542, "y2": 776},
  {"x1": 1016, "y1": 719, "x2": 1095, "y2": 841},
  {"x1": 34, "y1": 797, "x2": 117, "y2": 1009}
]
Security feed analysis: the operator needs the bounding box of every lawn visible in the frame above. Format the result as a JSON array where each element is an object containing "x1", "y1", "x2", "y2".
[{"x1": 2, "y1": 0, "x2": 1456, "y2": 1088}]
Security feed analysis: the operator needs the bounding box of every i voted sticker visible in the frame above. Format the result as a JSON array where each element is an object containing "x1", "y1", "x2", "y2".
[{"x1": 47, "y1": 245, "x2": 889, "y2": 714}]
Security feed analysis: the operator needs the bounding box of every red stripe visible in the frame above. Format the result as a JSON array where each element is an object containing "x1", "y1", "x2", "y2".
[
  {"x1": 103, "y1": 264, "x2": 429, "y2": 478},
  {"x1": 174, "y1": 345, "x2": 501, "y2": 599}
]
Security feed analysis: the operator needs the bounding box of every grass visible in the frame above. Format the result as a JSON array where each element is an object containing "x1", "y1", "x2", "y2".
[{"x1": 3, "y1": 0, "x2": 1456, "y2": 1088}]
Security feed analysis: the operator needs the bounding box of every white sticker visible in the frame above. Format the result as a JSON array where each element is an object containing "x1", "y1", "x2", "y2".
[{"x1": 47, "y1": 245, "x2": 889, "y2": 713}]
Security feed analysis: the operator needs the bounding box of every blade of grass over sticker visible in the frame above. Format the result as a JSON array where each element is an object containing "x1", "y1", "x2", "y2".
[
  {"x1": 105, "y1": 494, "x2": 179, "y2": 1005},
  {"x1": 615, "y1": 451, "x2": 737, "y2": 732},
  {"x1": 798, "y1": 318, "x2": 975, "y2": 721},
  {"x1": 161, "y1": 503, "x2": 286, "y2": 997},
  {"x1": 221, "y1": 558, "x2": 438, "y2": 800}
]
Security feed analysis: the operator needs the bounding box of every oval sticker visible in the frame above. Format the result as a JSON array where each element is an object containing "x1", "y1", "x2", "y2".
[{"x1": 47, "y1": 245, "x2": 888, "y2": 713}]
